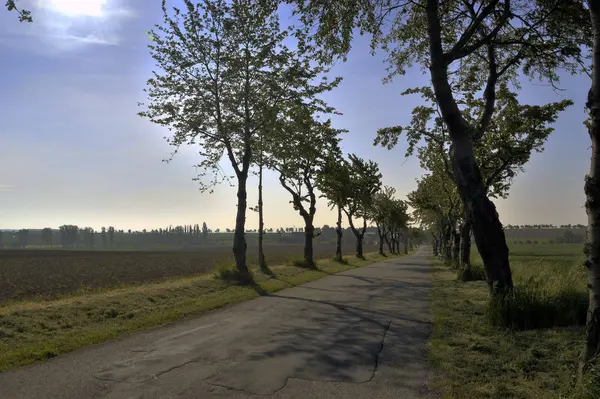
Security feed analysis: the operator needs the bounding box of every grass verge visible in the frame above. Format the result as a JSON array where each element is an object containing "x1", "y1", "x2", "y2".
[
  {"x1": 429, "y1": 243, "x2": 588, "y2": 398},
  {"x1": 0, "y1": 251, "x2": 398, "y2": 372}
]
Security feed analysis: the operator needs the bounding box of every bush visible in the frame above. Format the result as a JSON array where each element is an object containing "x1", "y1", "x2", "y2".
[
  {"x1": 458, "y1": 263, "x2": 486, "y2": 282},
  {"x1": 331, "y1": 256, "x2": 349, "y2": 265},
  {"x1": 212, "y1": 262, "x2": 254, "y2": 285},
  {"x1": 573, "y1": 361, "x2": 600, "y2": 399},
  {"x1": 288, "y1": 257, "x2": 318, "y2": 269},
  {"x1": 486, "y1": 278, "x2": 587, "y2": 330}
]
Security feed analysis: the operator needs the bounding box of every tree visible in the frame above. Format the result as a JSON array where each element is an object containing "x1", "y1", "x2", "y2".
[
  {"x1": 140, "y1": 0, "x2": 339, "y2": 281},
  {"x1": 59, "y1": 225, "x2": 79, "y2": 248},
  {"x1": 16, "y1": 229, "x2": 28, "y2": 248},
  {"x1": 387, "y1": 198, "x2": 410, "y2": 255},
  {"x1": 370, "y1": 185, "x2": 396, "y2": 256},
  {"x1": 378, "y1": 83, "x2": 571, "y2": 270},
  {"x1": 202, "y1": 222, "x2": 209, "y2": 242},
  {"x1": 408, "y1": 165, "x2": 461, "y2": 264},
  {"x1": 6, "y1": 0, "x2": 31, "y2": 22},
  {"x1": 268, "y1": 105, "x2": 344, "y2": 267},
  {"x1": 285, "y1": 0, "x2": 589, "y2": 296},
  {"x1": 101, "y1": 227, "x2": 107, "y2": 248},
  {"x1": 317, "y1": 157, "x2": 353, "y2": 261},
  {"x1": 581, "y1": 0, "x2": 600, "y2": 377},
  {"x1": 344, "y1": 154, "x2": 382, "y2": 258},
  {"x1": 41, "y1": 228, "x2": 53, "y2": 247},
  {"x1": 107, "y1": 226, "x2": 115, "y2": 248}
]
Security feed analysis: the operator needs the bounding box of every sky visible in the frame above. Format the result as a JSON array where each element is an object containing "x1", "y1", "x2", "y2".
[{"x1": 0, "y1": 0, "x2": 591, "y2": 231}]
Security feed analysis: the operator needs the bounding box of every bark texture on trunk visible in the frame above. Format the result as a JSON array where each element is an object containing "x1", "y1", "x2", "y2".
[
  {"x1": 452, "y1": 229, "x2": 460, "y2": 269},
  {"x1": 385, "y1": 233, "x2": 393, "y2": 254},
  {"x1": 377, "y1": 224, "x2": 385, "y2": 256},
  {"x1": 335, "y1": 205, "x2": 343, "y2": 262},
  {"x1": 304, "y1": 221, "x2": 315, "y2": 268},
  {"x1": 258, "y1": 163, "x2": 266, "y2": 270},
  {"x1": 451, "y1": 142, "x2": 512, "y2": 293},
  {"x1": 233, "y1": 174, "x2": 251, "y2": 282},
  {"x1": 443, "y1": 223, "x2": 452, "y2": 262},
  {"x1": 356, "y1": 236, "x2": 364, "y2": 259},
  {"x1": 460, "y1": 220, "x2": 472, "y2": 268},
  {"x1": 581, "y1": 0, "x2": 600, "y2": 374},
  {"x1": 346, "y1": 212, "x2": 366, "y2": 258}
]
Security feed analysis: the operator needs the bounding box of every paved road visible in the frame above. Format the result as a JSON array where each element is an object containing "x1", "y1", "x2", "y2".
[{"x1": 0, "y1": 246, "x2": 437, "y2": 399}]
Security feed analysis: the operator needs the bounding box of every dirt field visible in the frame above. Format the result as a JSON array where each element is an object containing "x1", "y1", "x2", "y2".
[{"x1": 0, "y1": 243, "x2": 378, "y2": 303}]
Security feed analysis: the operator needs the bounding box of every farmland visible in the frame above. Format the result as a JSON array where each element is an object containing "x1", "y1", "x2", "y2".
[
  {"x1": 0, "y1": 242, "x2": 378, "y2": 303},
  {"x1": 429, "y1": 242, "x2": 593, "y2": 398}
]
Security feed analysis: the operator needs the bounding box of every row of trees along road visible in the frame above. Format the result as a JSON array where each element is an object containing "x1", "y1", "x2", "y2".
[
  {"x1": 136, "y1": 0, "x2": 412, "y2": 281},
  {"x1": 14, "y1": 0, "x2": 600, "y2": 381},
  {"x1": 259, "y1": 0, "x2": 597, "y2": 379}
]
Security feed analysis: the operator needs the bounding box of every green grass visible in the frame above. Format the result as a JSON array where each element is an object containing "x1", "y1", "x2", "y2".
[
  {"x1": 429, "y1": 242, "x2": 591, "y2": 398},
  {"x1": 0, "y1": 251, "x2": 399, "y2": 372}
]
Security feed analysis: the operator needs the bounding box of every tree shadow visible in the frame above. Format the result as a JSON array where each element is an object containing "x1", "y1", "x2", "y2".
[{"x1": 203, "y1": 260, "x2": 435, "y2": 395}]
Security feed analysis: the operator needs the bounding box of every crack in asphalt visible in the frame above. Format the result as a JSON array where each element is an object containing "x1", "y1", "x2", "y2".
[
  {"x1": 202, "y1": 319, "x2": 394, "y2": 396},
  {"x1": 368, "y1": 320, "x2": 392, "y2": 382}
]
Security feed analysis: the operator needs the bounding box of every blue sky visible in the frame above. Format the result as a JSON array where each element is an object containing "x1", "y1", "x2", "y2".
[{"x1": 0, "y1": 0, "x2": 591, "y2": 231}]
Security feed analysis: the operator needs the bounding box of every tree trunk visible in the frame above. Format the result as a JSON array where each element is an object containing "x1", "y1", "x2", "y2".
[
  {"x1": 427, "y1": 0, "x2": 513, "y2": 295},
  {"x1": 384, "y1": 233, "x2": 394, "y2": 254},
  {"x1": 453, "y1": 229, "x2": 460, "y2": 269},
  {"x1": 346, "y1": 212, "x2": 365, "y2": 258},
  {"x1": 404, "y1": 234, "x2": 409, "y2": 255},
  {"x1": 304, "y1": 220, "x2": 315, "y2": 268},
  {"x1": 356, "y1": 236, "x2": 364, "y2": 259},
  {"x1": 432, "y1": 236, "x2": 439, "y2": 256},
  {"x1": 377, "y1": 225, "x2": 385, "y2": 256},
  {"x1": 258, "y1": 162, "x2": 266, "y2": 270},
  {"x1": 451, "y1": 142, "x2": 512, "y2": 293},
  {"x1": 335, "y1": 205, "x2": 343, "y2": 262},
  {"x1": 580, "y1": 0, "x2": 600, "y2": 376},
  {"x1": 233, "y1": 174, "x2": 251, "y2": 282},
  {"x1": 443, "y1": 223, "x2": 452, "y2": 262},
  {"x1": 460, "y1": 220, "x2": 472, "y2": 268}
]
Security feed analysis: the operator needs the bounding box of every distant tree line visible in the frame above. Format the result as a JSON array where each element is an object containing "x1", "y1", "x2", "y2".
[
  {"x1": 0, "y1": 223, "x2": 397, "y2": 250},
  {"x1": 504, "y1": 224, "x2": 586, "y2": 230}
]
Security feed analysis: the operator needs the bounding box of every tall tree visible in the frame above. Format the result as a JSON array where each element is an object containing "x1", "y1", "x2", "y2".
[
  {"x1": 285, "y1": 0, "x2": 589, "y2": 295},
  {"x1": 378, "y1": 83, "x2": 570, "y2": 273},
  {"x1": 16, "y1": 229, "x2": 28, "y2": 248},
  {"x1": 581, "y1": 0, "x2": 600, "y2": 377},
  {"x1": 41, "y1": 227, "x2": 53, "y2": 247},
  {"x1": 316, "y1": 157, "x2": 352, "y2": 261},
  {"x1": 370, "y1": 185, "x2": 396, "y2": 256},
  {"x1": 140, "y1": 0, "x2": 339, "y2": 281},
  {"x1": 107, "y1": 226, "x2": 115, "y2": 248},
  {"x1": 268, "y1": 106, "x2": 344, "y2": 267},
  {"x1": 344, "y1": 154, "x2": 382, "y2": 258}
]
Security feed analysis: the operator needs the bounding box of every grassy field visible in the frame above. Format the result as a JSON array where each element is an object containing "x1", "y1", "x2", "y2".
[
  {"x1": 0, "y1": 243, "x2": 378, "y2": 302},
  {"x1": 428, "y1": 243, "x2": 595, "y2": 399},
  {"x1": 0, "y1": 248, "x2": 397, "y2": 372}
]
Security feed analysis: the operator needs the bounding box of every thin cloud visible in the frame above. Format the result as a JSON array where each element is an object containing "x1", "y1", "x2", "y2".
[
  {"x1": 0, "y1": 185, "x2": 15, "y2": 192},
  {"x1": 3, "y1": 0, "x2": 136, "y2": 52}
]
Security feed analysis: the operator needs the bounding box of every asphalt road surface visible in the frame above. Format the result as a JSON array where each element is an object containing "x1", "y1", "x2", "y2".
[{"x1": 0, "y1": 246, "x2": 438, "y2": 399}]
